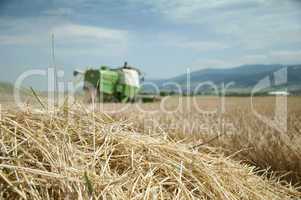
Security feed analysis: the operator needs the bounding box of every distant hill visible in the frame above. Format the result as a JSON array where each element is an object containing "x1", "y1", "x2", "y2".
[{"x1": 144, "y1": 64, "x2": 301, "y2": 94}]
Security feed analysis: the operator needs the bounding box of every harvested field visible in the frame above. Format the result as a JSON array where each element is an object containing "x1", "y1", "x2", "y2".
[{"x1": 0, "y1": 96, "x2": 301, "y2": 199}]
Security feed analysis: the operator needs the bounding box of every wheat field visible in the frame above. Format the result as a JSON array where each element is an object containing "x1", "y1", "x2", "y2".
[{"x1": 0, "y1": 95, "x2": 300, "y2": 199}]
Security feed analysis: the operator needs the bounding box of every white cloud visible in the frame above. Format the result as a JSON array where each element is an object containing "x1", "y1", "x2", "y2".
[
  {"x1": 0, "y1": 17, "x2": 129, "y2": 56},
  {"x1": 173, "y1": 40, "x2": 228, "y2": 52},
  {"x1": 154, "y1": 33, "x2": 228, "y2": 52},
  {"x1": 43, "y1": 8, "x2": 74, "y2": 16},
  {"x1": 237, "y1": 51, "x2": 301, "y2": 65},
  {"x1": 269, "y1": 50, "x2": 301, "y2": 64},
  {"x1": 0, "y1": 17, "x2": 65, "y2": 45},
  {"x1": 144, "y1": 0, "x2": 301, "y2": 50},
  {"x1": 144, "y1": 0, "x2": 267, "y2": 23},
  {"x1": 52, "y1": 24, "x2": 127, "y2": 44},
  {"x1": 0, "y1": 35, "x2": 36, "y2": 45},
  {"x1": 51, "y1": 24, "x2": 129, "y2": 57},
  {"x1": 191, "y1": 59, "x2": 230, "y2": 69},
  {"x1": 192, "y1": 50, "x2": 301, "y2": 69},
  {"x1": 239, "y1": 54, "x2": 267, "y2": 64}
]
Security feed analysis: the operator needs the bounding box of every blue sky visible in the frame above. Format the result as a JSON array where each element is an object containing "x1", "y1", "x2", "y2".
[{"x1": 0, "y1": 0, "x2": 301, "y2": 87}]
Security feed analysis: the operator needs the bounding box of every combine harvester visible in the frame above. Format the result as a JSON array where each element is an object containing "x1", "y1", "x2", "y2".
[{"x1": 74, "y1": 62, "x2": 159, "y2": 103}]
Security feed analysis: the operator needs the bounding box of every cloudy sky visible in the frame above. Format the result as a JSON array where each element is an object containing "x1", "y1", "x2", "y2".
[{"x1": 0, "y1": 0, "x2": 301, "y2": 87}]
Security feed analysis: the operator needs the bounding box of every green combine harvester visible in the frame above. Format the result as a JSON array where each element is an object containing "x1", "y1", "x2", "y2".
[{"x1": 74, "y1": 62, "x2": 158, "y2": 103}]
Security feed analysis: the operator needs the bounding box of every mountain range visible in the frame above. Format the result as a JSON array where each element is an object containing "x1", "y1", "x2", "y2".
[{"x1": 144, "y1": 64, "x2": 301, "y2": 95}]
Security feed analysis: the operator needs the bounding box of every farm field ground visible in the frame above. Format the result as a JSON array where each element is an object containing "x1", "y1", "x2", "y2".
[{"x1": 0, "y1": 95, "x2": 301, "y2": 199}]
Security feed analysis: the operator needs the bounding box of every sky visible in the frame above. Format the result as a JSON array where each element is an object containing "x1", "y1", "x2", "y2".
[{"x1": 0, "y1": 0, "x2": 301, "y2": 88}]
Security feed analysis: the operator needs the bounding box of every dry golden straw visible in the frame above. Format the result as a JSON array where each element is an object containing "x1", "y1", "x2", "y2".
[{"x1": 0, "y1": 104, "x2": 300, "y2": 199}]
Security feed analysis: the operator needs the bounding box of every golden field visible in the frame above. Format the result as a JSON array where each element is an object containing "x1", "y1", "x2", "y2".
[{"x1": 0, "y1": 95, "x2": 300, "y2": 199}]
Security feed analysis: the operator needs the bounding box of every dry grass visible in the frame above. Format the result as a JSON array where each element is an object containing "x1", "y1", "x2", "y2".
[
  {"x1": 111, "y1": 96, "x2": 301, "y2": 186},
  {"x1": 122, "y1": 96, "x2": 301, "y2": 186},
  {"x1": 0, "y1": 96, "x2": 301, "y2": 199}
]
